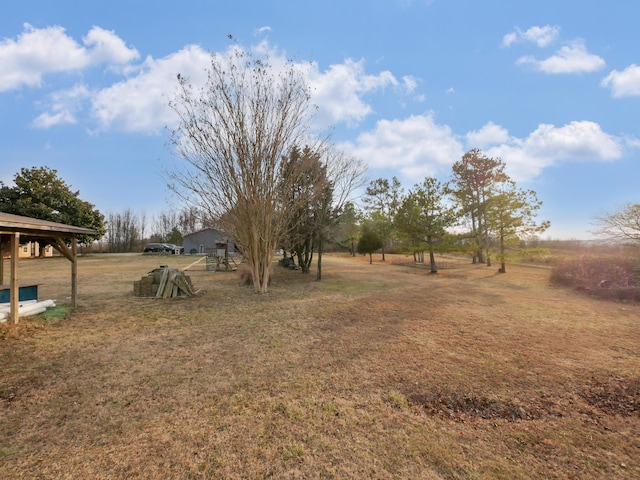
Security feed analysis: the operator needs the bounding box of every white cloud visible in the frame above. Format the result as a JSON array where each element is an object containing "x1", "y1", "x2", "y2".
[
  {"x1": 516, "y1": 39, "x2": 605, "y2": 74},
  {"x1": 6, "y1": 25, "x2": 416, "y2": 134},
  {"x1": 341, "y1": 113, "x2": 464, "y2": 180},
  {"x1": 601, "y1": 64, "x2": 640, "y2": 97},
  {"x1": 253, "y1": 26, "x2": 272, "y2": 36},
  {"x1": 83, "y1": 26, "x2": 140, "y2": 65},
  {"x1": 466, "y1": 121, "x2": 510, "y2": 149},
  {"x1": 91, "y1": 45, "x2": 210, "y2": 133},
  {"x1": 344, "y1": 116, "x2": 627, "y2": 185},
  {"x1": 32, "y1": 109, "x2": 77, "y2": 129},
  {"x1": 88, "y1": 43, "x2": 404, "y2": 133},
  {"x1": 484, "y1": 121, "x2": 623, "y2": 180},
  {"x1": 0, "y1": 23, "x2": 139, "y2": 91},
  {"x1": 309, "y1": 58, "x2": 399, "y2": 128},
  {"x1": 401, "y1": 75, "x2": 419, "y2": 93},
  {"x1": 502, "y1": 25, "x2": 560, "y2": 48},
  {"x1": 32, "y1": 83, "x2": 91, "y2": 128}
]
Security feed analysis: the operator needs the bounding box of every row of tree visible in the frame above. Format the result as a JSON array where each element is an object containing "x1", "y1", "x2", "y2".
[
  {"x1": 353, "y1": 149, "x2": 550, "y2": 274},
  {"x1": 103, "y1": 206, "x2": 209, "y2": 253}
]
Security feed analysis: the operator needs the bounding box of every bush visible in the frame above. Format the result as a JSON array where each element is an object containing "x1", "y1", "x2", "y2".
[{"x1": 551, "y1": 255, "x2": 640, "y2": 303}]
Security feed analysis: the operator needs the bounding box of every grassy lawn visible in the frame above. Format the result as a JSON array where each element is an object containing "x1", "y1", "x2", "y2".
[{"x1": 0, "y1": 253, "x2": 638, "y2": 479}]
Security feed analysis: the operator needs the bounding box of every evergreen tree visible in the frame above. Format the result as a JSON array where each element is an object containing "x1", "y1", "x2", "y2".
[
  {"x1": 450, "y1": 149, "x2": 507, "y2": 265},
  {"x1": 395, "y1": 177, "x2": 458, "y2": 273},
  {"x1": 486, "y1": 180, "x2": 549, "y2": 273},
  {"x1": 362, "y1": 176, "x2": 403, "y2": 261},
  {"x1": 0, "y1": 166, "x2": 105, "y2": 245},
  {"x1": 357, "y1": 224, "x2": 383, "y2": 264}
]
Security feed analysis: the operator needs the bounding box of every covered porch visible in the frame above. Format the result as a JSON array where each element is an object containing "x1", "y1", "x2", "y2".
[{"x1": 0, "y1": 212, "x2": 97, "y2": 325}]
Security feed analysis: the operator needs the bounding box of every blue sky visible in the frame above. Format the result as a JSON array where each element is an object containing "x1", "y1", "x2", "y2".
[{"x1": 2, "y1": 1, "x2": 639, "y2": 239}]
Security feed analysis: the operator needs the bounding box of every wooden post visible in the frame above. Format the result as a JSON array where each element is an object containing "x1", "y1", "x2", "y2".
[
  {"x1": 0, "y1": 239, "x2": 4, "y2": 285},
  {"x1": 71, "y1": 236, "x2": 78, "y2": 307},
  {"x1": 10, "y1": 232, "x2": 19, "y2": 325}
]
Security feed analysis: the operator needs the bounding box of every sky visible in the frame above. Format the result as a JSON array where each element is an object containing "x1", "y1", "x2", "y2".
[{"x1": 1, "y1": 0, "x2": 639, "y2": 240}]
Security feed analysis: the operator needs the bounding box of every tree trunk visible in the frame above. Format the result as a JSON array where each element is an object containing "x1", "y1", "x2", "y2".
[
  {"x1": 427, "y1": 237, "x2": 437, "y2": 273},
  {"x1": 250, "y1": 233, "x2": 273, "y2": 293},
  {"x1": 429, "y1": 250, "x2": 437, "y2": 273},
  {"x1": 316, "y1": 237, "x2": 323, "y2": 281},
  {"x1": 369, "y1": 252, "x2": 373, "y2": 264},
  {"x1": 498, "y1": 231, "x2": 506, "y2": 273}
]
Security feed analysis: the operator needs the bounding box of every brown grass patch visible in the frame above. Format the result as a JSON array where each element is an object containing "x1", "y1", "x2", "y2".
[{"x1": 0, "y1": 253, "x2": 639, "y2": 479}]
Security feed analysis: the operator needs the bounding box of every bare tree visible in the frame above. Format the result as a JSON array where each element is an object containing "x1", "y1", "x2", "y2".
[
  {"x1": 315, "y1": 148, "x2": 367, "y2": 281},
  {"x1": 168, "y1": 45, "x2": 323, "y2": 292},
  {"x1": 177, "y1": 206, "x2": 203, "y2": 236},
  {"x1": 139, "y1": 211, "x2": 147, "y2": 245},
  {"x1": 106, "y1": 209, "x2": 140, "y2": 252},
  {"x1": 593, "y1": 203, "x2": 640, "y2": 242},
  {"x1": 152, "y1": 210, "x2": 179, "y2": 242}
]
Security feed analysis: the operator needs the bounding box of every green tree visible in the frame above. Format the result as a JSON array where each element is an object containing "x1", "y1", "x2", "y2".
[
  {"x1": 168, "y1": 226, "x2": 183, "y2": 246},
  {"x1": 450, "y1": 149, "x2": 507, "y2": 265},
  {"x1": 357, "y1": 224, "x2": 383, "y2": 264},
  {"x1": 395, "y1": 177, "x2": 458, "y2": 273},
  {"x1": 281, "y1": 146, "x2": 331, "y2": 274},
  {"x1": 486, "y1": 179, "x2": 550, "y2": 273},
  {"x1": 0, "y1": 166, "x2": 105, "y2": 245},
  {"x1": 362, "y1": 176, "x2": 403, "y2": 261},
  {"x1": 333, "y1": 201, "x2": 361, "y2": 256}
]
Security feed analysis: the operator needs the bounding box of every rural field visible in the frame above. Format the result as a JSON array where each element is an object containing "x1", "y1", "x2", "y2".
[{"x1": 0, "y1": 252, "x2": 638, "y2": 479}]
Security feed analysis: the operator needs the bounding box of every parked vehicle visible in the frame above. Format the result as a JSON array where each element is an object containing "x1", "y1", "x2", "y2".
[
  {"x1": 143, "y1": 243, "x2": 183, "y2": 254},
  {"x1": 165, "y1": 243, "x2": 185, "y2": 254}
]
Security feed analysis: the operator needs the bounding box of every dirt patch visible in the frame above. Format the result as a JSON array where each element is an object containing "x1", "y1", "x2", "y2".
[
  {"x1": 407, "y1": 386, "x2": 545, "y2": 421},
  {"x1": 579, "y1": 375, "x2": 640, "y2": 417},
  {"x1": 407, "y1": 377, "x2": 640, "y2": 422}
]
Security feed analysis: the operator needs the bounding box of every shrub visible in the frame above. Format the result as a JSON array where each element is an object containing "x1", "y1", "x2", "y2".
[{"x1": 550, "y1": 255, "x2": 639, "y2": 303}]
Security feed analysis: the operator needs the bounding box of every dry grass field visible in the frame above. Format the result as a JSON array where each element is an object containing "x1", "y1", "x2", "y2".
[{"x1": 0, "y1": 252, "x2": 638, "y2": 479}]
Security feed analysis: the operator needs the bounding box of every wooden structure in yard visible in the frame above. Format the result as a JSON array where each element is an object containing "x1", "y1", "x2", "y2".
[
  {"x1": 0, "y1": 212, "x2": 97, "y2": 325},
  {"x1": 205, "y1": 242, "x2": 238, "y2": 272}
]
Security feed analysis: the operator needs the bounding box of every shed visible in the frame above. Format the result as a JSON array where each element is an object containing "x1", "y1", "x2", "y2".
[
  {"x1": 183, "y1": 228, "x2": 237, "y2": 255},
  {"x1": 0, "y1": 212, "x2": 97, "y2": 325}
]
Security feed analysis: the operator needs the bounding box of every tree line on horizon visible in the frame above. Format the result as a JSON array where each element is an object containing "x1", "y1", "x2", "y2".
[{"x1": 1, "y1": 153, "x2": 638, "y2": 280}]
